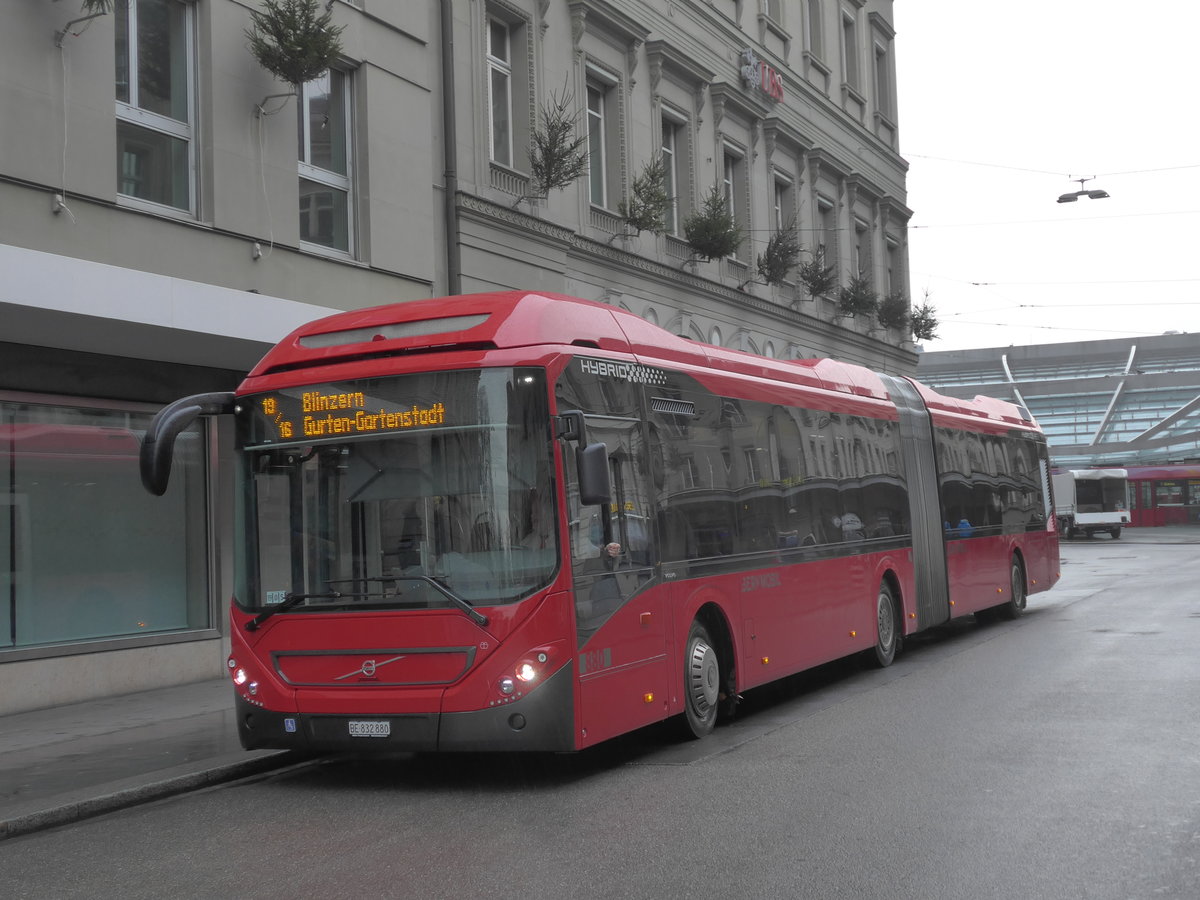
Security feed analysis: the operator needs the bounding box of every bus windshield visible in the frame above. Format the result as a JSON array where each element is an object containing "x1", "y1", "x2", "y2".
[{"x1": 233, "y1": 368, "x2": 556, "y2": 613}]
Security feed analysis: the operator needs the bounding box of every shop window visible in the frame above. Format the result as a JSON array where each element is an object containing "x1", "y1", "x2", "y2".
[{"x1": 0, "y1": 398, "x2": 210, "y2": 651}]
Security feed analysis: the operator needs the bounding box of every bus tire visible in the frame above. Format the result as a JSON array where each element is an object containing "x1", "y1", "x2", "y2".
[
  {"x1": 680, "y1": 620, "x2": 720, "y2": 739},
  {"x1": 996, "y1": 556, "x2": 1027, "y2": 620},
  {"x1": 869, "y1": 580, "x2": 899, "y2": 668}
]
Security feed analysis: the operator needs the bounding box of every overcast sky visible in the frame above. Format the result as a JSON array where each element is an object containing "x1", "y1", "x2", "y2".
[{"x1": 894, "y1": 1, "x2": 1200, "y2": 352}]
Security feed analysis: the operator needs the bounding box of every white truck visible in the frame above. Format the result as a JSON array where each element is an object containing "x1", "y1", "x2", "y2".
[{"x1": 1052, "y1": 468, "x2": 1130, "y2": 539}]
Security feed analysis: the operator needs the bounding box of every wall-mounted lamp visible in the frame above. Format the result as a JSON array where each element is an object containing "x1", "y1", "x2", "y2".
[{"x1": 1057, "y1": 176, "x2": 1110, "y2": 203}]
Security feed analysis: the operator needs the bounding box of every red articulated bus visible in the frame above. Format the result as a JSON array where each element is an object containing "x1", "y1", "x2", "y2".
[{"x1": 141, "y1": 291, "x2": 1060, "y2": 752}]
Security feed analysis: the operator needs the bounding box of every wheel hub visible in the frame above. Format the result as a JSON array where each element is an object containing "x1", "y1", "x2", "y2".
[
  {"x1": 687, "y1": 640, "x2": 719, "y2": 714},
  {"x1": 877, "y1": 591, "x2": 895, "y2": 648}
]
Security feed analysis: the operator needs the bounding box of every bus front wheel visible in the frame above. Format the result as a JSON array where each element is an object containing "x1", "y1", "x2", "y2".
[{"x1": 680, "y1": 621, "x2": 720, "y2": 739}]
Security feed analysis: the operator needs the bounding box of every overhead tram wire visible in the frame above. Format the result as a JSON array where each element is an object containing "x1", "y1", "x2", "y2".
[
  {"x1": 906, "y1": 154, "x2": 1200, "y2": 180},
  {"x1": 909, "y1": 209, "x2": 1200, "y2": 229}
]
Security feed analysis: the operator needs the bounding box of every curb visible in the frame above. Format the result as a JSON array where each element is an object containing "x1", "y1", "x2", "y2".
[{"x1": 0, "y1": 750, "x2": 303, "y2": 841}]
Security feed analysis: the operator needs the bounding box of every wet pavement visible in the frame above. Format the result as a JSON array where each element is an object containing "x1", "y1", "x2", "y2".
[
  {"x1": 2, "y1": 524, "x2": 1198, "y2": 840},
  {"x1": 0, "y1": 678, "x2": 298, "y2": 840}
]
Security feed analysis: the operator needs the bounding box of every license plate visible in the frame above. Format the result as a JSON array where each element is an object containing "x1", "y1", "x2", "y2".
[{"x1": 348, "y1": 720, "x2": 391, "y2": 738}]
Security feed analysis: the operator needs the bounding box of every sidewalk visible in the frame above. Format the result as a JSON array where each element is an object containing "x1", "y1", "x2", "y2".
[
  {"x1": 3, "y1": 524, "x2": 1198, "y2": 841},
  {"x1": 0, "y1": 677, "x2": 297, "y2": 840}
]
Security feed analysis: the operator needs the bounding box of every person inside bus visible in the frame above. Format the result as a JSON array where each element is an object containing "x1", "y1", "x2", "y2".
[
  {"x1": 518, "y1": 489, "x2": 550, "y2": 550},
  {"x1": 833, "y1": 511, "x2": 865, "y2": 541}
]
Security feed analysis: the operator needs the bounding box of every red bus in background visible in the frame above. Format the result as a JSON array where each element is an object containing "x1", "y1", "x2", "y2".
[
  {"x1": 141, "y1": 292, "x2": 1060, "y2": 752},
  {"x1": 1121, "y1": 464, "x2": 1200, "y2": 527}
]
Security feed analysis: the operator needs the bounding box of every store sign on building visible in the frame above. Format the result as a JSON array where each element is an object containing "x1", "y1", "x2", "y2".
[{"x1": 740, "y1": 49, "x2": 784, "y2": 102}]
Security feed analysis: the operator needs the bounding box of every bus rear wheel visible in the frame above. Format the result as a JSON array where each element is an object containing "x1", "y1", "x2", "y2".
[
  {"x1": 680, "y1": 621, "x2": 720, "y2": 739},
  {"x1": 869, "y1": 581, "x2": 899, "y2": 668},
  {"x1": 996, "y1": 557, "x2": 1027, "y2": 620}
]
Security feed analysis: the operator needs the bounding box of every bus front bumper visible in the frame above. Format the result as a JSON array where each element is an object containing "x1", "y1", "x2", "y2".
[{"x1": 235, "y1": 661, "x2": 576, "y2": 753}]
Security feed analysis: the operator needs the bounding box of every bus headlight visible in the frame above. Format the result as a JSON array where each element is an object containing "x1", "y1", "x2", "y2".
[
  {"x1": 514, "y1": 648, "x2": 555, "y2": 685},
  {"x1": 228, "y1": 658, "x2": 248, "y2": 685},
  {"x1": 495, "y1": 646, "x2": 558, "y2": 699}
]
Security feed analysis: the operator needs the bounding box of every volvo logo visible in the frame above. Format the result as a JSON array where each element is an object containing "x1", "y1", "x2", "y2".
[{"x1": 334, "y1": 654, "x2": 406, "y2": 681}]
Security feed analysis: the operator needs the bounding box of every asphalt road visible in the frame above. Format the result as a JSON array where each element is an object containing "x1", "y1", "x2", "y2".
[{"x1": 3, "y1": 538, "x2": 1198, "y2": 900}]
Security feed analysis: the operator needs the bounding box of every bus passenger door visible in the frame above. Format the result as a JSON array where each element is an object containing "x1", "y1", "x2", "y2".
[{"x1": 566, "y1": 417, "x2": 667, "y2": 746}]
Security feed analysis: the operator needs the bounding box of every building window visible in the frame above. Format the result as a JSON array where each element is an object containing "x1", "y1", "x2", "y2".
[
  {"x1": 660, "y1": 111, "x2": 691, "y2": 235},
  {"x1": 773, "y1": 173, "x2": 795, "y2": 231},
  {"x1": 763, "y1": 0, "x2": 782, "y2": 22},
  {"x1": 841, "y1": 8, "x2": 860, "y2": 91},
  {"x1": 114, "y1": 0, "x2": 194, "y2": 213},
  {"x1": 854, "y1": 217, "x2": 871, "y2": 279},
  {"x1": 874, "y1": 41, "x2": 894, "y2": 119},
  {"x1": 486, "y1": 16, "x2": 513, "y2": 167},
  {"x1": 586, "y1": 81, "x2": 609, "y2": 206},
  {"x1": 886, "y1": 238, "x2": 901, "y2": 294},
  {"x1": 808, "y1": 0, "x2": 824, "y2": 58},
  {"x1": 743, "y1": 447, "x2": 763, "y2": 483},
  {"x1": 0, "y1": 396, "x2": 211, "y2": 651},
  {"x1": 586, "y1": 72, "x2": 619, "y2": 209},
  {"x1": 298, "y1": 68, "x2": 353, "y2": 254},
  {"x1": 661, "y1": 116, "x2": 679, "y2": 234},
  {"x1": 817, "y1": 196, "x2": 838, "y2": 274},
  {"x1": 723, "y1": 147, "x2": 747, "y2": 259}
]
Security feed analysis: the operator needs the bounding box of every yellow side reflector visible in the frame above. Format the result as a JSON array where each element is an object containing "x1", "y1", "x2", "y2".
[
  {"x1": 849, "y1": 631, "x2": 857, "y2": 638},
  {"x1": 761, "y1": 656, "x2": 770, "y2": 665},
  {"x1": 643, "y1": 693, "x2": 654, "y2": 704}
]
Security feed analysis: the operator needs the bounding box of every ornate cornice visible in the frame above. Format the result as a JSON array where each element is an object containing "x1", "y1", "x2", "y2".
[
  {"x1": 645, "y1": 39, "x2": 715, "y2": 91},
  {"x1": 457, "y1": 193, "x2": 575, "y2": 246},
  {"x1": 868, "y1": 11, "x2": 896, "y2": 41},
  {"x1": 709, "y1": 81, "x2": 770, "y2": 134},
  {"x1": 761, "y1": 116, "x2": 811, "y2": 160},
  {"x1": 567, "y1": 0, "x2": 650, "y2": 49}
]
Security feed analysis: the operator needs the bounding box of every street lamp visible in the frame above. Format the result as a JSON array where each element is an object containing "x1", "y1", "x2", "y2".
[{"x1": 1057, "y1": 176, "x2": 1110, "y2": 203}]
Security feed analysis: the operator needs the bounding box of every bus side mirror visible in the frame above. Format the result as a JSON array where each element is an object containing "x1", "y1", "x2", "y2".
[
  {"x1": 577, "y1": 442, "x2": 611, "y2": 506},
  {"x1": 140, "y1": 392, "x2": 235, "y2": 495}
]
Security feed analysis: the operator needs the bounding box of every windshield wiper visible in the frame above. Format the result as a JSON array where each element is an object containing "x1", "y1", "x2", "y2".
[
  {"x1": 387, "y1": 575, "x2": 490, "y2": 628},
  {"x1": 245, "y1": 590, "x2": 365, "y2": 631}
]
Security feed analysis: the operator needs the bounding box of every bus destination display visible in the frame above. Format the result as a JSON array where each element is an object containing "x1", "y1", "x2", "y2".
[{"x1": 249, "y1": 387, "x2": 448, "y2": 444}]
